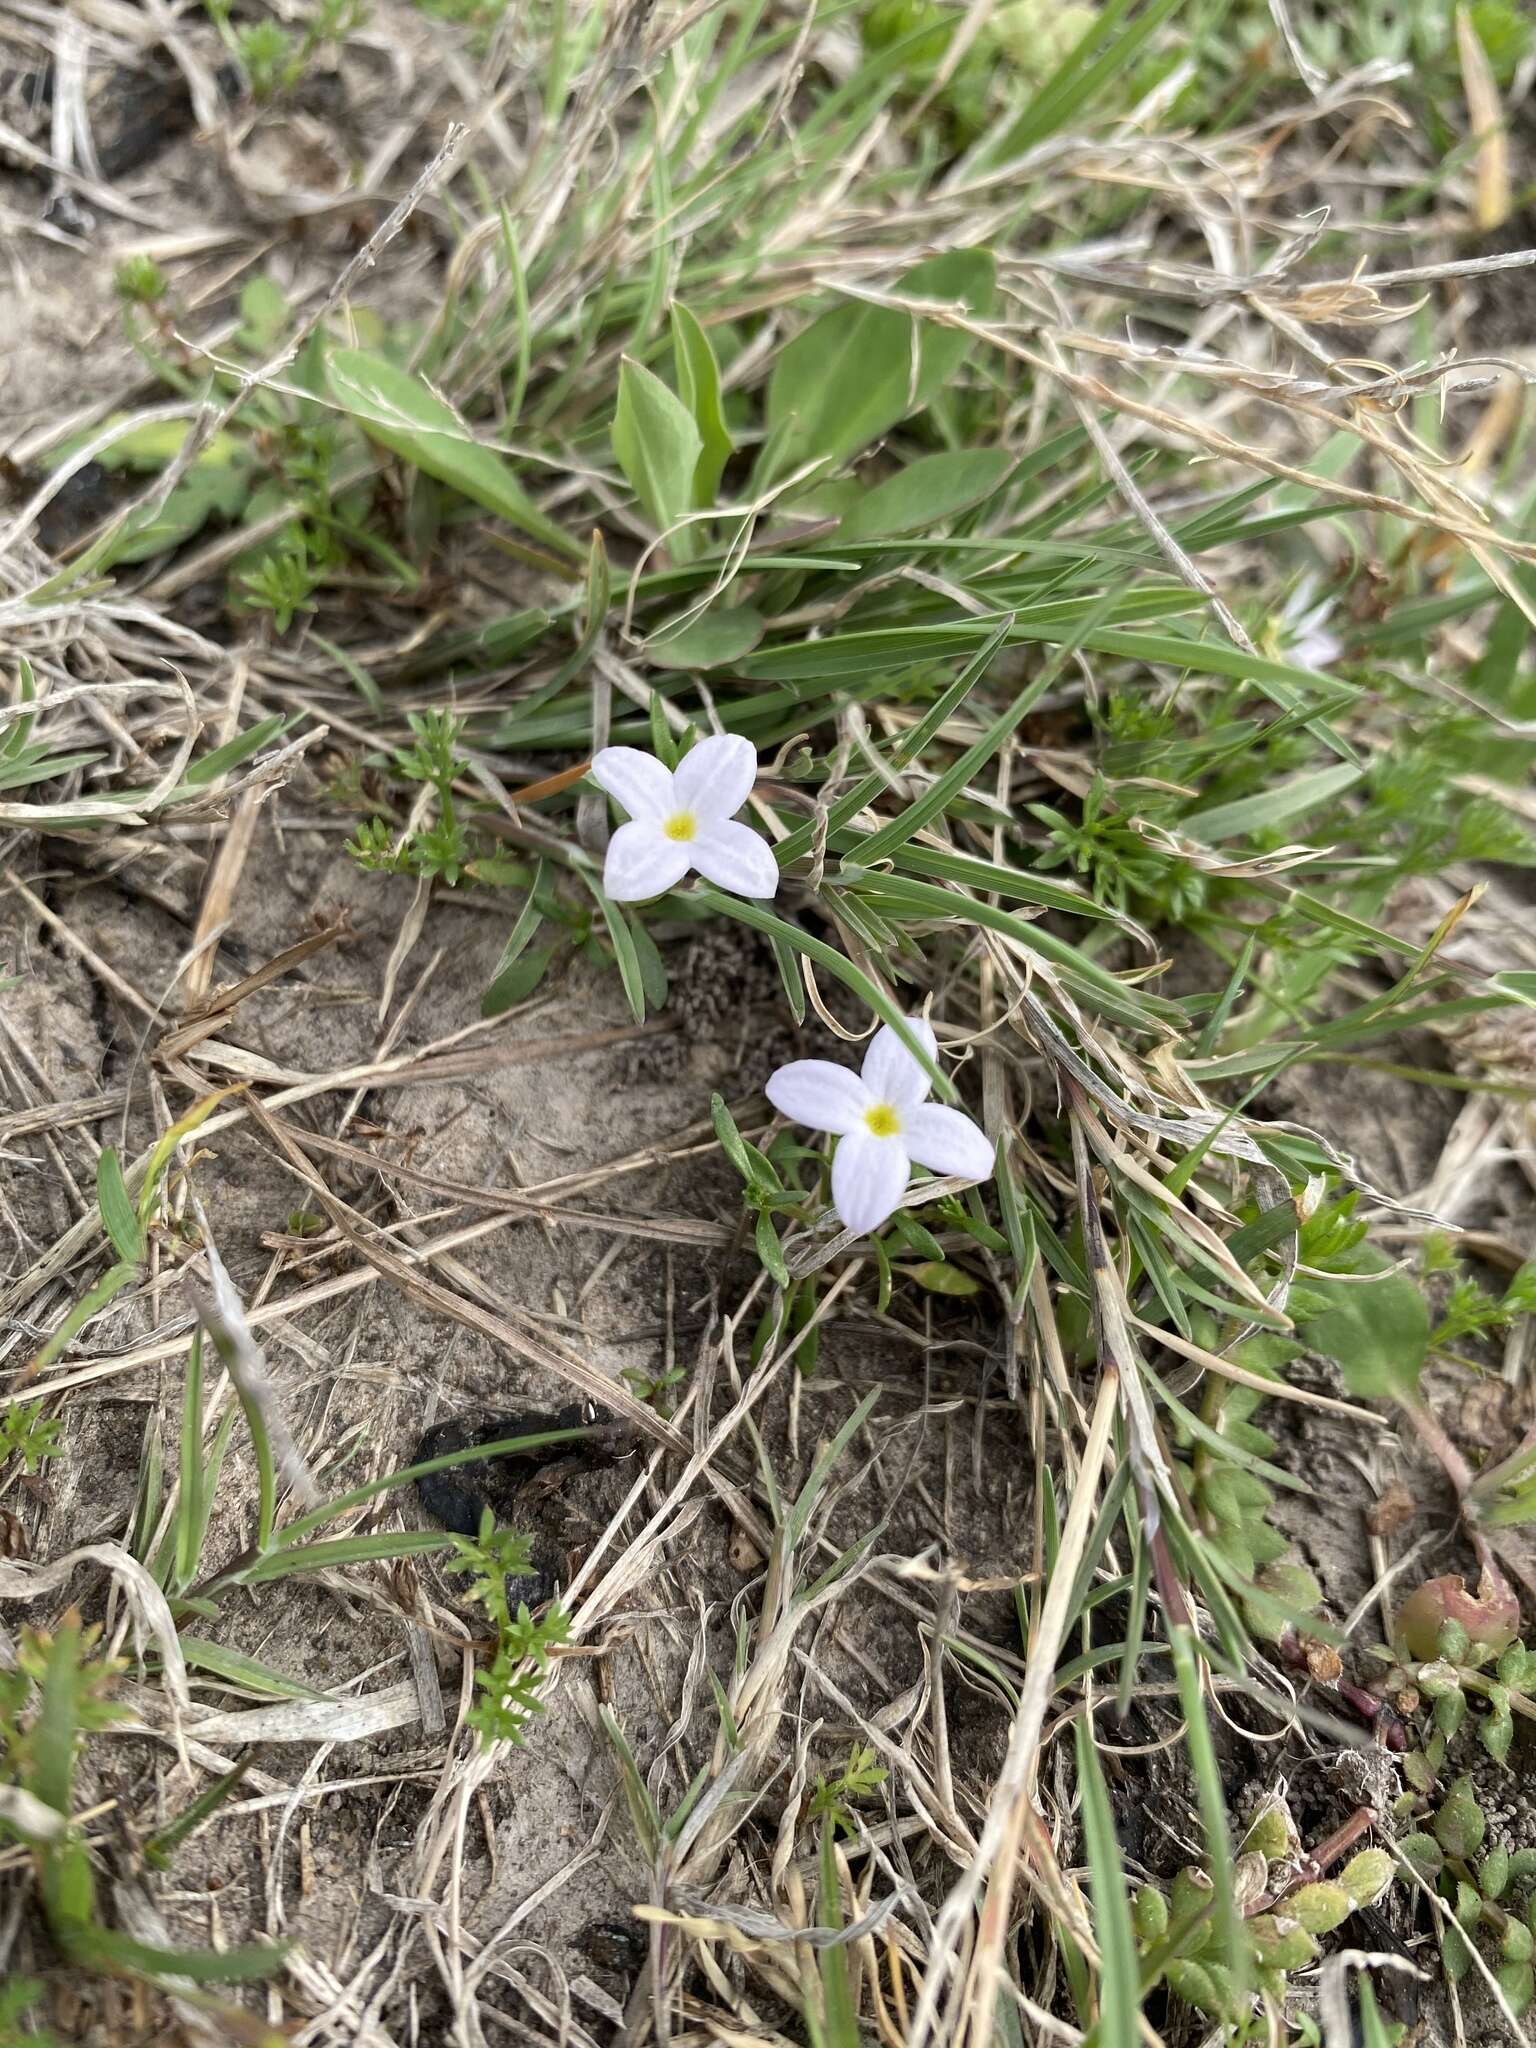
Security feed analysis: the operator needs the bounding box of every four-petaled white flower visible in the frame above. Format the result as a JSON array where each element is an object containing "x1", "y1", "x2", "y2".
[
  {"x1": 766, "y1": 1019, "x2": 994, "y2": 1238},
  {"x1": 591, "y1": 735, "x2": 779, "y2": 903}
]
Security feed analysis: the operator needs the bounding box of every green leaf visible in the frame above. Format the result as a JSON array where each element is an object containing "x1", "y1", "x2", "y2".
[
  {"x1": 103, "y1": 461, "x2": 252, "y2": 568},
  {"x1": 711, "y1": 1094, "x2": 757, "y2": 1184},
  {"x1": 986, "y1": 0, "x2": 1185, "y2": 160},
  {"x1": 481, "y1": 869, "x2": 547, "y2": 1017},
  {"x1": 238, "y1": 275, "x2": 288, "y2": 352},
  {"x1": 239, "y1": 1529, "x2": 454, "y2": 1582},
  {"x1": 2, "y1": 656, "x2": 36, "y2": 761},
  {"x1": 97, "y1": 1148, "x2": 144, "y2": 1265},
  {"x1": 479, "y1": 939, "x2": 557, "y2": 1016},
  {"x1": 543, "y1": 529, "x2": 611, "y2": 693},
  {"x1": 627, "y1": 914, "x2": 669, "y2": 1010},
  {"x1": 63, "y1": 1925, "x2": 287, "y2": 1984},
  {"x1": 78, "y1": 420, "x2": 243, "y2": 473},
  {"x1": 1499, "y1": 1961, "x2": 1536, "y2": 2020},
  {"x1": 1075, "y1": 1715, "x2": 1140, "y2": 2048},
  {"x1": 1298, "y1": 1251, "x2": 1429, "y2": 1402},
  {"x1": 1397, "y1": 1831, "x2": 1443, "y2": 1878},
  {"x1": 1184, "y1": 762, "x2": 1364, "y2": 843},
  {"x1": 326, "y1": 347, "x2": 580, "y2": 560},
  {"x1": 1433, "y1": 1776, "x2": 1487, "y2": 1859},
  {"x1": 140, "y1": 1089, "x2": 238, "y2": 1225},
  {"x1": 755, "y1": 1208, "x2": 789, "y2": 1287},
  {"x1": 1368, "y1": 1982, "x2": 1400, "y2": 2048},
  {"x1": 788, "y1": 1389, "x2": 880, "y2": 1548},
  {"x1": 647, "y1": 604, "x2": 764, "y2": 670},
  {"x1": 28, "y1": 1261, "x2": 139, "y2": 1377},
  {"x1": 595, "y1": 886, "x2": 649, "y2": 1022},
  {"x1": 0, "y1": 749, "x2": 105, "y2": 792},
  {"x1": 144, "y1": 1752, "x2": 262, "y2": 1870},
  {"x1": 670, "y1": 303, "x2": 733, "y2": 506},
  {"x1": 905, "y1": 1260, "x2": 981, "y2": 1296},
  {"x1": 31, "y1": 1618, "x2": 83, "y2": 1815},
  {"x1": 182, "y1": 713, "x2": 291, "y2": 788},
  {"x1": 841, "y1": 447, "x2": 1014, "y2": 538},
  {"x1": 698, "y1": 888, "x2": 953, "y2": 1101},
  {"x1": 612, "y1": 357, "x2": 704, "y2": 546},
  {"x1": 176, "y1": 1637, "x2": 324, "y2": 1699},
  {"x1": 1168, "y1": 1625, "x2": 1248, "y2": 2002},
  {"x1": 817, "y1": 1821, "x2": 860, "y2": 2047},
  {"x1": 760, "y1": 248, "x2": 995, "y2": 484}
]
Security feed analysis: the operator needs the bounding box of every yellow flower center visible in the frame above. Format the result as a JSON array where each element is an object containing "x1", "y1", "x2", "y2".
[
  {"x1": 662, "y1": 811, "x2": 698, "y2": 843},
  {"x1": 864, "y1": 1102, "x2": 901, "y2": 1139}
]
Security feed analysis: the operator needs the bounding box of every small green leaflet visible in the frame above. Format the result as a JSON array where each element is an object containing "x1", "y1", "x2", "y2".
[
  {"x1": 183, "y1": 713, "x2": 292, "y2": 788},
  {"x1": 237, "y1": 275, "x2": 289, "y2": 353},
  {"x1": 481, "y1": 870, "x2": 548, "y2": 1017},
  {"x1": 104, "y1": 461, "x2": 252, "y2": 568}
]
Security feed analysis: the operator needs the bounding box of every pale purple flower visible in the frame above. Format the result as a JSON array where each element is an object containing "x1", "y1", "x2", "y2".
[
  {"x1": 591, "y1": 735, "x2": 778, "y2": 903},
  {"x1": 766, "y1": 1019, "x2": 994, "y2": 1238}
]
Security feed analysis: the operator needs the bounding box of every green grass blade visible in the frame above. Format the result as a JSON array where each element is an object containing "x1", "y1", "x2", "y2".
[{"x1": 1075, "y1": 1712, "x2": 1141, "y2": 2047}]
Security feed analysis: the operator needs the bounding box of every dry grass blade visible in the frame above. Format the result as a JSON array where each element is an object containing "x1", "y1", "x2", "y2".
[{"x1": 245, "y1": 1096, "x2": 689, "y2": 1452}]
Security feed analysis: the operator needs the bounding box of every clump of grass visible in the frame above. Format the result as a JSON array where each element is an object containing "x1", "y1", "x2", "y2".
[
  {"x1": 0, "y1": 1614, "x2": 284, "y2": 1990},
  {"x1": 205, "y1": 0, "x2": 369, "y2": 101}
]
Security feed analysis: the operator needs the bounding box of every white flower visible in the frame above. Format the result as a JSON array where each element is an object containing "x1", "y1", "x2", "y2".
[
  {"x1": 591, "y1": 735, "x2": 779, "y2": 903},
  {"x1": 1280, "y1": 582, "x2": 1341, "y2": 672},
  {"x1": 765, "y1": 1019, "x2": 994, "y2": 1238}
]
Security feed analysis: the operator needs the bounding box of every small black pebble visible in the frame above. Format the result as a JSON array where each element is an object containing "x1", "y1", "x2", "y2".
[
  {"x1": 411, "y1": 1403, "x2": 600, "y2": 1536},
  {"x1": 580, "y1": 1918, "x2": 648, "y2": 1975}
]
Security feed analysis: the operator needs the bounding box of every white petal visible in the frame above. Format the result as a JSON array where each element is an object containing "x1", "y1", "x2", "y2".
[
  {"x1": 672, "y1": 732, "x2": 758, "y2": 820},
  {"x1": 765, "y1": 1059, "x2": 870, "y2": 1136},
  {"x1": 903, "y1": 1103, "x2": 995, "y2": 1182},
  {"x1": 590, "y1": 746, "x2": 674, "y2": 822},
  {"x1": 602, "y1": 819, "x2": 692, "y2": 902},
  {"x1": 831, "y1": 1131, "x2": 910, "y2": 1238},
  {"x1": 861, "y1": 1018, "x2": 938, "y2": 1107},
  {"x1": 688, "y1": 818, "x2": 779, "y2": 899}
]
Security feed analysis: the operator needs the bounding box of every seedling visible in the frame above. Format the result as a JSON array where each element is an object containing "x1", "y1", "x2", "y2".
[
  {"x1": 0, "y1": 1401, "x2": 62, "y2": 1476},
  {"x1": 0, "y1": 1616, "x2": 282, "y2": 1986},
  {"x1": 446, "y1": 1510, "x2": 570, "y2": 1746},
  {"x1": 1401, "y1": 1777, "x2": 1536, "y2": 2015}
]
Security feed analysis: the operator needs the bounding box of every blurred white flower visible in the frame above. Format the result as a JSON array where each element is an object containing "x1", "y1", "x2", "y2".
[
  {"x1": 591, "y1": 735, "x2": 779, "y2": 903},
  {"x1": 766, "y1": 1018, "x2": 994, "y2": 1237},
  {"x1": 1280, "y1": 583, "x2": 1341, "y2": 672}
]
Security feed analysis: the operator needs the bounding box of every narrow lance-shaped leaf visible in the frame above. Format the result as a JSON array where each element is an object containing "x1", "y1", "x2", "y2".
[
  {"x1": 670, "y1": 302, "x2": 733, "y2": 507},
  {"x1": 481, "y1": 862, "x2": 548, "y2": 1017},
  {"x1": 1075, "y1": 1715, "x2": 1141, "y2": 2048},
  {"x1": 841, "y1": 446, "x2": 1014, "y2": 538},
  {"x1": 96, "y1": 1149, "x2": 144, "y2": 1265},
  {"x1": 612, "y1": 357, "x2": 703, "y2": 552},
  {"x1": 327, "y1": 348, "x2": 581, "y2": 561}
]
